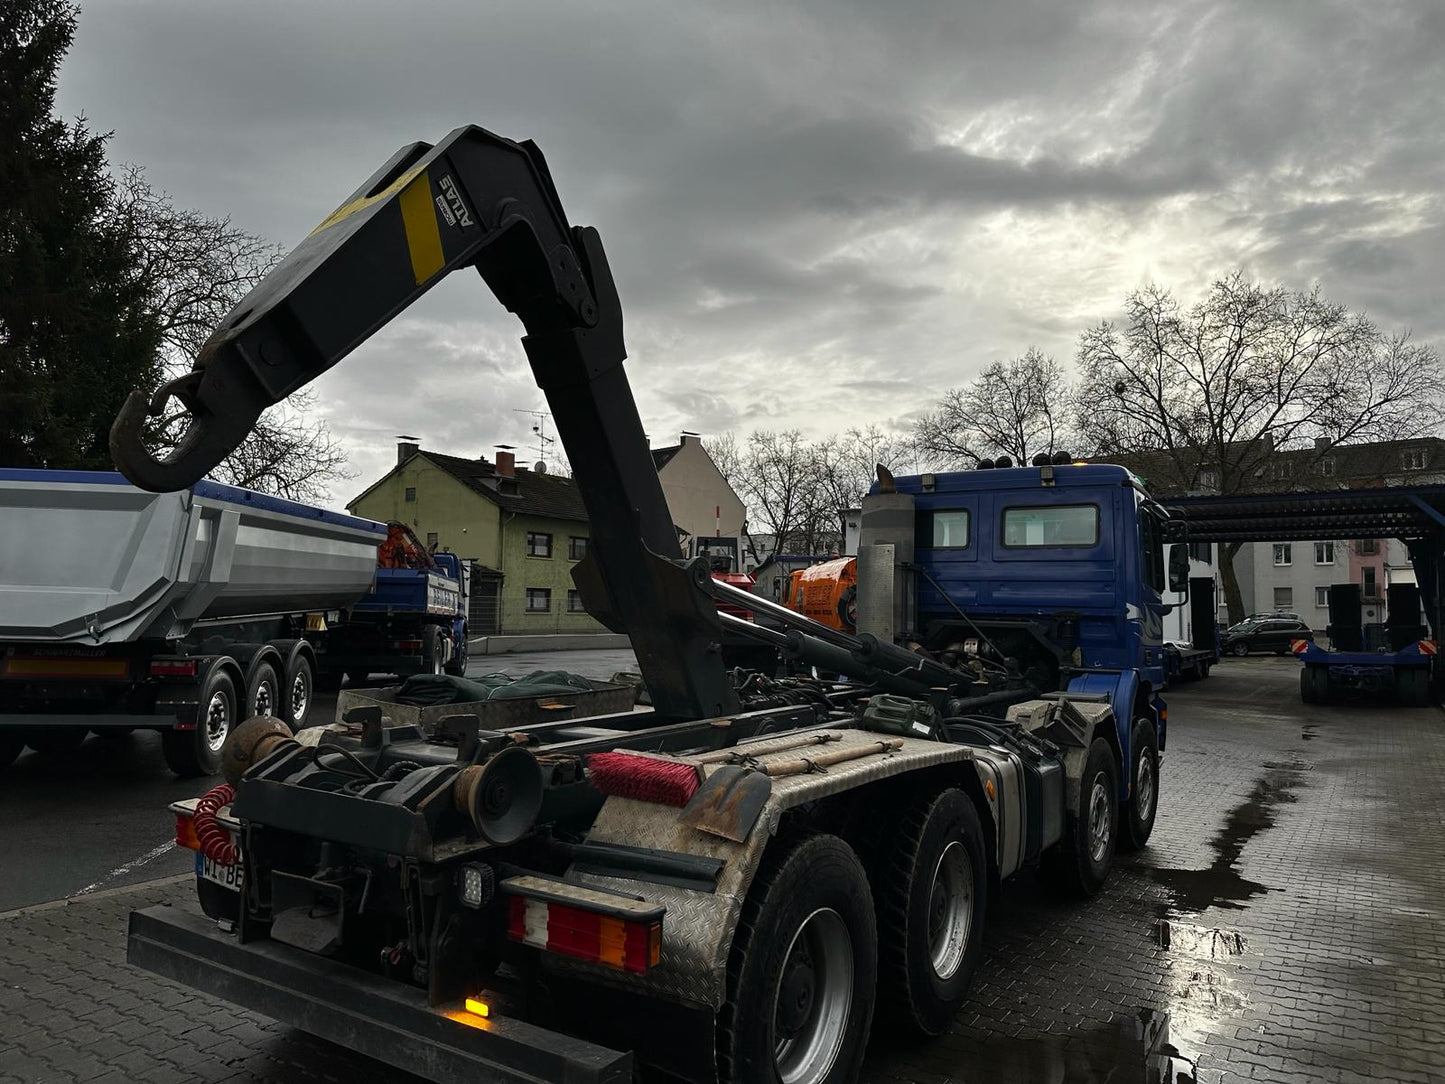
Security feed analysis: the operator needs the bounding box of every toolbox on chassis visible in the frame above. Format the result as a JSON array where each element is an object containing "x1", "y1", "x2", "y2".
[{"x1": 111, "y1": 123, "x2": 1176, "y2": 1084}]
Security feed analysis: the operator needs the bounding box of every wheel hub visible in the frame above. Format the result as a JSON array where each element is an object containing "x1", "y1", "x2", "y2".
[
  {"x1": 1088, "y1": 776, "x2": 1112, "y2": 863},
  {"x1": 772, "y1": 907, "x2": 853, "y2": 1084},
  {"x1": 926, "y1": 840, "x2": 974, "y2": 980},
  {"x1": 777, "y1": 960, "x2": 815, "y2": 1037},
  {"x1": 291, "y1": 673, "x2": 308, "y2": 720}
]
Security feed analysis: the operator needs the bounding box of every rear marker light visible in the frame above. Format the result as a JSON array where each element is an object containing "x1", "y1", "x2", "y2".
[
  {"x1": 174, "y1": 813, "x2": 200, "y2": 851},
  {"x1": 506, "y1": 895, "x2": 663, "y2": 974},
  {"x1": 463, "y1": 997, "x2": 490, "y2": 1018},
  {"x1": 151, "y1": 659, "x2": 197, "y2": 677}
]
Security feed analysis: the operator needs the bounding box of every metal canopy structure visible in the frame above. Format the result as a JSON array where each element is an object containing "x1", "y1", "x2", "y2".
[
  {"x1": 1162, "y1": 485, "x2": 1445, "y2": 658},
  {"x1": 1163, "y1": 486, "x2": 1445, "y2": 544}
]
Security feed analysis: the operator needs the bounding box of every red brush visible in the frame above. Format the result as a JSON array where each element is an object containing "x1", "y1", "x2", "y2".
[{"x1": 586, "y1": 752, "x2": 702, "y2": 807}]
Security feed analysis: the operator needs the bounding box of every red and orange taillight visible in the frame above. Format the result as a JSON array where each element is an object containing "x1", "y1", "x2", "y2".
[{"x1": 502, "y1": 876, "x2": 663, "y2": 974}]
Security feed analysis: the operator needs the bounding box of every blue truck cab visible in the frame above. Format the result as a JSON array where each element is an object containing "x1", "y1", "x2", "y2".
[{"x1": 859, "y1": 461, "x2": 1189, "y2": 847}]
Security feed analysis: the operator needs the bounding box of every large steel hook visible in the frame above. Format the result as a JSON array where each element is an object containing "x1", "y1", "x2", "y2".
[{"x1": 109, "y1": 369, "x2": 264, "y2": 492}]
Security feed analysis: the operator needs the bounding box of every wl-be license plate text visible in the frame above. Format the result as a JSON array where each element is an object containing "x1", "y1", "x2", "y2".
[{"x1": 196, "y1": 852, "x2": 243, "y2": 891}]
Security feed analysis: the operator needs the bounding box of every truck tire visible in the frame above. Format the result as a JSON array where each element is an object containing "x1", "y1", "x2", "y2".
[
  {"x1": 283, "y1": 654, "x2": 315, "y2": 728},
  {"x1": 0, "y1": 732, "x2": 23, "y2": 771},
  {"x1": 163, "y1": 669, "x2": 237, "y2": 777},
  {"x1": 24, "y1": 728, "x2": 90, "y2": 757},
  {"x1": 875, "y1": 789, "x2": 989, "y2": 1036},
  {"x1": 444, "y1": 631, "x2": 468, "y2": 677},
  {"x1": 1120, "y1": 720, "x2": 1158, "y2": 852},
  {"x1": 245, "y1": 661, "x2": 281, "y2": 720},
  {"x1": 422, "y1": 625, "x2": 446, "y2": 676},
  {"x1": 1397, "y1": 668, "x2": 1430, "y2": 707},
  {"x1": 718, "y1": 834, "x2": 876, "y2": 1084},
  {"x1": 1042, "y1": 737, "x2": 1117, "y2": 898}
]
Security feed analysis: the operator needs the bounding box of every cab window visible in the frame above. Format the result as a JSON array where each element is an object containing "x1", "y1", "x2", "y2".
[
  {"x1": 927, "y1": 510, "x2": 970, "y2": 548},
  {"x1": 1139, "y1": 505, "x2": 1166, "y2": 593},
  {"x1": 1001, "y1": 504, "x2": 1098, "y2": 548}
]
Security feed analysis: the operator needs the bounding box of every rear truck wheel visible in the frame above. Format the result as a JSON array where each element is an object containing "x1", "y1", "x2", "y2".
[
  {"x1": 245, "y1": 660, "x2": 281, "y2": 720},
  {"x1": 422, "y1": 625, "x2": 446, "y2": 676},
  {"x1": 1, "y1": 732, "x2": 27, "y2": 770},
  {"x1": 1397, "y1": 667, "x2": 1429, "y2": 707},
  {"x1": 1042, "y1": 737, "x2": 1118, "y2": 898},
  {"x1": 24, "y1": 728, "x2": 89, "y2": 757},
  {"x1": 876, "y1": 788, "x2": 989, "y2": 1036},
  {"x1": 444, "y1": 630, "x2": 468, "y2": 676},
  {"x1": 163, "y1": 669, "x2": 237, "y2": 777},
  {"x1": 283, "y1": 654, "x2": 315, "y2": 728},
  {"x1": 1300, "y1": 666, "x2": 1315, "y2": 704},
  {"x1": 1120, "y1": 720, "x2": 1159, "y2": 852},
  {"x1": 1232, "y1": 642, "x2": 1250, "y2": 657},
  {"x1": 718, "y1": 834, "x2": 876, "y2": 1084}
]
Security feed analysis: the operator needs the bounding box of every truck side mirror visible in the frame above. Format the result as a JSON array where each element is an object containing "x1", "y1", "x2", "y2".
[{"x1": 1168, "y1": 543, "x2": 1190, "y2": 594}]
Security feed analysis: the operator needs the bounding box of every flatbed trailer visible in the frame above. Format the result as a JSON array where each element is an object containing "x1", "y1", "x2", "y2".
[
  {"x1": 108, "y1": 123, "x2": 1183, "y2": 1084},
  {"x1": 1294, "y1": 638, "x2": 1435, "y2": 704}
]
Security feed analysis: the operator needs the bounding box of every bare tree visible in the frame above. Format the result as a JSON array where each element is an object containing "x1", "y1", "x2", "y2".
[
  {"x1": 110, "y1": 167, "x2": 352, "y2": 501},
  {"x1": 1076, "y1": 272, "x2": 1445, "y2": 621},
  {"x1": 813, "y1": 425, "x2": 918, "y2": 525},
  {"x1": 915, "y1": 347, "x2": 1074, "y2": 466}
]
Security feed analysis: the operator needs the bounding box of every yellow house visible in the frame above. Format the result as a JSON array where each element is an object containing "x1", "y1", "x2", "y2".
[{"x1": 348, "y1": 446, "x2": 604, "y2": 636}]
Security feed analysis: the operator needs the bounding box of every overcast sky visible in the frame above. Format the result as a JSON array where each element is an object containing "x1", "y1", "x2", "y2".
[{"x1": 59, "y1": 0, "x2": 1445, "y2": 507}]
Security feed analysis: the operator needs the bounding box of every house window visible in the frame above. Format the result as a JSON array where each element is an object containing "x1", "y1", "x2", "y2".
[
  {"x1": 1197, "y1": 470, "x2": 1218, "y2": 489},
  {"x1": 1189, "y1": 541, "x2": 1211, "y2": 563},
  {"x1": 1274, "y1": 587, "x2": 1293, "y2": 610},
  {"x1": 526, "y1": 532, "x2": 553, "y2": 558},
  {"x1": 1358, "y1": 538, "x2": 1379, "y2": 555},
  {"x1": 1363, "y1": 567, "x2": 1378, "y2": 598},
  {"x1": 525, "y1": 588, "x2": 551, "y2": 612},
  {"x1": 1319, "y1": 458, "x2": 1335, "y2": 478},
  {"x1": 1273, "y1": 544, "x2": 1292, "y2": 566},
  {"x1": 1314, "y1": 542, "x2": 1334, "y2": 564},
  {"x1": 404, "y1": 487, "x2": 417, "y2": 502},
  {"x1": 567, "y1": 589, "x2": 585, "y2": 613},
  {"x1": 1402, "y1": 449, "x2": 1429, "y2": 471},
  {"x1": 1315, "y1": 586, "x2": 1329, "y2": 607},
  {"x1": 426, "y1": 532, "x2": 438, "y2": 549},
  {"x1": 568, "y1": 536, "x2": 588, "y2": 561},
  {"x1": 1270, "y1": 461, "x2": 1293, "y2": 482}
]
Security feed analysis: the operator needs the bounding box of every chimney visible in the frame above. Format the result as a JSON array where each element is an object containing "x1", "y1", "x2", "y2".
[
  {"x1": 496, "y1": 450, "x2": 515, "y2": 478},
  {"x1": 397, "y1": 440, "x2": 419, "y2": 465}
]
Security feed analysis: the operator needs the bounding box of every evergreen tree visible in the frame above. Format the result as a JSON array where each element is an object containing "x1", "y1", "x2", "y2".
[{"x1": 0, "y1": 0, "x2": 161, "y2": 468}]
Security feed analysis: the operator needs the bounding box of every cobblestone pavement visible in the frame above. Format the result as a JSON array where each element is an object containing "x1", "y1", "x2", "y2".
[{"x1": 1, "y1": 658, "x2": 1441, "y2": 1083}]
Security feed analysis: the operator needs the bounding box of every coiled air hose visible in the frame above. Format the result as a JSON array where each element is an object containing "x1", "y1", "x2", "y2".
[{"x1": 193, "y1": 782, "x2": 238, "y2": 865}]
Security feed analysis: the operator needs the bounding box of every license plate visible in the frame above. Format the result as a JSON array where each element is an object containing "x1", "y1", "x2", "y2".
[{"x1": 196, "y1": 851, "x2": 244, "y2": 891}]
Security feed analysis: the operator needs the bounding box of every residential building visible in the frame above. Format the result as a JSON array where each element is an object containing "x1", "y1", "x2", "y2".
[
  {"x1": 348, "y1": 435, "x2": 748, "y2": 635},
  {"x1": 651, "y1": 435, "x2": 747, "y2": 566},
  {"x1": 348, "y1": 445, "x2": 604, "y2": 636}
]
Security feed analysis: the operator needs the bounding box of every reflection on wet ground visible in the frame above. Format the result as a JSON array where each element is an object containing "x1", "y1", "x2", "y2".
[{"x1": 1147, "y1": 760, "x2": 1305, "y2": 912}]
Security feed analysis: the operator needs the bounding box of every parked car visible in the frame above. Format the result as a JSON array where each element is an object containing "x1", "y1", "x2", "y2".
[{"x1": 1222, "y1": 618, "x2": 1315, "y2": 656}]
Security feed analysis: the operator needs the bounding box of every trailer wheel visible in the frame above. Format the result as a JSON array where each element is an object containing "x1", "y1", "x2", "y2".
[
  {"x1": 0, "y1": 733, "x2": 23, "y2": 771},
  {"x1": 718, "y1": 834, "x2": 876, "y2": 1084},
  {"x1": 1397, "y1": 668, "x2": 1430, "y2": 707},
  {"x1": 1042, "y1": 737, "x2": 1117, "y2": 898},
  {"x1": 283, "y1": 654, "x2": 315, "y2": 727},
  {"x1": 1120, "y1": 720, "x2": 1158, "y2": 852},
  {"x1": 246, "y1": 661, "x2": 281, "y2": 720},
  {"x1": 24, "y1": 728, "x2": 89, "y2": 757},
  {"x1": 163, "y1": 669, "x2": 237, "y2": 777},
  {"x1": 875, "y1": 789, "x2": 989, "y2": 1036}
]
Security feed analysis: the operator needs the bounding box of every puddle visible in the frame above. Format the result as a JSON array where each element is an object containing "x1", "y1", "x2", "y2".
[
  {"x1": 1156, "y1": 920, "x2": 1253, "y2": 1058},
  {"x1": 1148, "y1": 762, "x2": 1305, "y2": 911},
  {"x1": 869, "y1": 1008, "x2": 1194, "y2": 1083}
]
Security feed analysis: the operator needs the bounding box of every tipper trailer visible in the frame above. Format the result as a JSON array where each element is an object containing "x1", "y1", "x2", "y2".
[
  {"x1": 112, "y1": 124, "x2": 1187, "y2": 1083},
  {"x1": 0, "y1": 471, "x2": 467, "y2": 774}
]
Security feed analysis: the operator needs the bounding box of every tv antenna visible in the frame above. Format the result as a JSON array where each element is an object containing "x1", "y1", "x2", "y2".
[{"x1": 512, "y1": 408, "x2": 556, "y2": 466}]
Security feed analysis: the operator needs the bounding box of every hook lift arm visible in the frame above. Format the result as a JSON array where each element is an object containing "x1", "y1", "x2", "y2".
[{"x1": 110, "y1": 125, "x2": 738, "y2": 719}]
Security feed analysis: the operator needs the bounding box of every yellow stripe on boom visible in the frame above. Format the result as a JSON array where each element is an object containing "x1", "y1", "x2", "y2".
[{"x1": 398, "y1": 172, "x2": 446, "y2": 285}]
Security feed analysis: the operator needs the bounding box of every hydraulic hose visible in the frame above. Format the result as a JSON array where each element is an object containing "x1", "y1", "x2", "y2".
[{"x1": 193, "y1": 782, "x2": 239, "y2": 866}]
